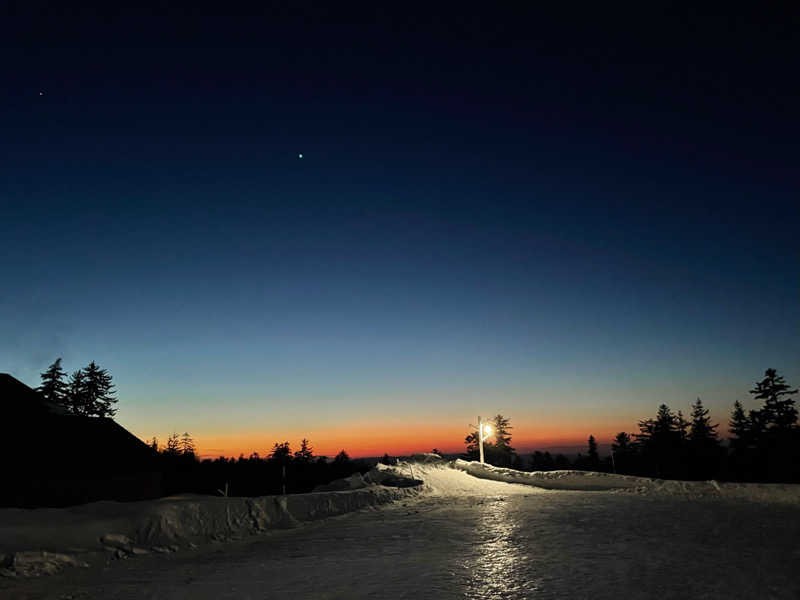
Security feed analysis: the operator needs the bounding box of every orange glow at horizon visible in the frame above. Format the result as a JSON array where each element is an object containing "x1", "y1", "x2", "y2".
[{"x1": 185, "y1": 419, "x2": 630, "y2": 460}]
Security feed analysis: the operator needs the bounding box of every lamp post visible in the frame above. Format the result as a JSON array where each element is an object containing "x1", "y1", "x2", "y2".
[{"x1": 477, "y1": 416, "x2": 493, "y2": 464}]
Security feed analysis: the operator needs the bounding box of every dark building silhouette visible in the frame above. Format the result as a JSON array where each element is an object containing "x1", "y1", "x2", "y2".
[{"x1": 2, "y1": 373, "x2": 161, "y2": 507}]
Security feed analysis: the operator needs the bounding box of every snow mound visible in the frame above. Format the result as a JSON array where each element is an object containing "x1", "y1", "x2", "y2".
[
  {"x1": 394, "y1": 460, "x2": 547, "y2": 496},
  {"x1": 454, "y1": 460, "x2": 800, "y2": 504},
  {"x1": 0, "y1": 485, "x2": 421, "y2": 577}
]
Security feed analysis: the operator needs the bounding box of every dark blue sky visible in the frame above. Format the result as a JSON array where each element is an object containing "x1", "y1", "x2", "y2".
[{"x1": 2, "y1": 6, "x2": 798, "y2": 455}]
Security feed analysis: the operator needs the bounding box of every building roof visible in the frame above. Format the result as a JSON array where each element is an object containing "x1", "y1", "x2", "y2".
[{"x1": 1, "y1": 373, "x2": 156, "y2": 477}]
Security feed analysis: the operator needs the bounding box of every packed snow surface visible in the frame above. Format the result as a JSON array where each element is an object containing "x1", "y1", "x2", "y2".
[{"x1": 3, "y1": 459, "x2": 800, "y2": 598}]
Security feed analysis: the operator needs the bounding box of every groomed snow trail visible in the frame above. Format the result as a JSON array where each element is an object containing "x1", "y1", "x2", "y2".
[
  {"x1": 3, "y1": 464, "x2": 800, "y2": 599},
  {"x1": 397, "y1": 461, "x2": 551, "y2": 497}
]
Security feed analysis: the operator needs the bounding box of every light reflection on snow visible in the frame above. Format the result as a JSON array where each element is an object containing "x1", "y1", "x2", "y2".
[{"x1": 464, "y1": 498, "x2": 540, "y2": 598}]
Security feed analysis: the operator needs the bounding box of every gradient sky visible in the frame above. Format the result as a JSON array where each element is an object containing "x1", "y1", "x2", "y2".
[{"x1": 2, "y1": 7, "x2": 798, "y2": 458}]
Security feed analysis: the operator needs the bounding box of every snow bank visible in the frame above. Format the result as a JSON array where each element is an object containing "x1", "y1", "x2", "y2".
[
  {"x1": 454, "y1": 460, "x2": 644, "y2": 491},
  {"x1": 0, "y1": 480, "x2": 420, "y2": 577},
  {"x1": 453, "y1": 460, "x2": 800, "y2": 504}
]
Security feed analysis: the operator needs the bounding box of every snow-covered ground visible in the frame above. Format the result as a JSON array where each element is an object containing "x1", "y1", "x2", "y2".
[
  {"x1": 3, "y1": 461, "x2": 800, "y2": 598},
  {"x1": 454, "y1": 459, "x2": 800, "y2": 503}
]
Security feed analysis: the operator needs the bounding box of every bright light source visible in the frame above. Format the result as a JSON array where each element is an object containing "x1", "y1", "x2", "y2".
[{"x1": 483, "y1": 424, "x2": 492, "y2": 435}]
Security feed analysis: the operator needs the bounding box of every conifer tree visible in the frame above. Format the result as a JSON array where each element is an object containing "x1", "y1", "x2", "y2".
[
  {"x1": 65, "y1": 369, "x2": 88, "y2": 415},
  {"x1": 611, "y1": 431, "x2": 633, "y2": 453},
  {"x1": 333, "y1": 449, "x2": 350, "y2": 464},
  {"x1": 676, "y1": 410, "x2": 690, "y2": 441},
  {"x1": 166, "y1": 432, "x2": 181, "y2": 455},
  {"x1": 587, "y1": 435, "x2": 600, "y2": 470},
  {"x1": 80, "y1": 361, "x2": 118, "y2": 417},
  {"x1": 269, "y1": 441, "x2": 292, "y2": 462},
  {"x1": 611, "y1": 432, "x2": 636, "y2": 474},
  {"x1": 729, "y1": 400, "x2": 750, "y2": 446},
  {"x1": 293, "y1": 438, "x2": 314, "y2": 463},
  {"x1": 180, "y1": 432, "x2": 196, "y2": 456},
  {"x1": 489, "y1": 414, "x2": 516, "y2": 467},
  {"x1": 689, "y1": 398, "x2": 719, "y2": 445},
  {"x1": 749, "y1": 368, "x2": 798, "y2": 432},
  {"x1": 38, "y1": 358, "x2": 68, "y2": 407},
  {"x1": 463, "y1": 430, "x2": 482, "y2": 460}
]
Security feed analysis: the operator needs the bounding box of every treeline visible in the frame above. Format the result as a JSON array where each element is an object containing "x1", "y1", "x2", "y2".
[
  {"x1": 468, "y1": 368, "x2": 800, "y2": 483},
  {"x1": 149, "y1": 436, "x2": 370, "y2": 496},
  {"x1": 38, "y1": 358, "x2": 118, "y2": 417}
]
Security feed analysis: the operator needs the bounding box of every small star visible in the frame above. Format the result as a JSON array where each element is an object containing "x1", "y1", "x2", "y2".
[
  {"x1": 39, "y1": 91, "x2": 44, "y2": 96},
  {"x1": 298, "y1": 153, "x2": 303, "y2": 159}
]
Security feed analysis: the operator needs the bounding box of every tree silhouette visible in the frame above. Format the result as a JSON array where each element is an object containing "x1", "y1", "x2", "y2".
[
  {"x1": 72, "y1": 361, "x2": 118, "y2": 417},
  {"x1": 635, "y1": 404, "x2": 684, "y2": 478},
  {"x1": 687, "y1": 398, "x2": 720, "y2": 479},
  {"x1": 180, "y1": 432, "x2": 196, "y2": 456},
  {"x1": 611, "y1": 432, "x2": 636, "y2": 473},
  {"x1": 463, "y1": 430, "x2": 481, "y2": 461},
  {"x1": 729, "y1": 400, "x2": 751, "y2": 448},
  {"x1": 293, "y1": 439, "x2": 314, "y2": 463},
  {"x1": 166, "y1": 432, "x2": 181, "y2": 456},
  {"x1": 269, "y1": 442, "x2": 292, "y2": 463},
  {"x1": 37, "y1": 358, "x2": 67, "y2": 407},
  {"x1": 586, "y1": 435, "x2": 600, "y2": 470},
  {"x1": 747, "y1": 369, "x2": 799, "y2": 482},
  {"x1": 689, "y1": 398, "x2": 718, "y2": 443},
  {"x1": 750, "y1": 368, "x2": 798, "y2": 432},
  {"x1": 489, "y1": 414, "x2": 516, "y2": 467},
  {"x1": 65, "y1": 369, "x2": 88, "y2": 415}
]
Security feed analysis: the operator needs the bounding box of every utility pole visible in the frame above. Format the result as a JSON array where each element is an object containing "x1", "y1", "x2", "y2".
[{"x1": 478, "y1": 415, "x2": 485, "y2": 464}]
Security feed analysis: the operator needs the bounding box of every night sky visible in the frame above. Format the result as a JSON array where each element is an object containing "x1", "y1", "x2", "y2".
[{"x1": 2, "y1": 6, "x2": 798, "y2": 457}]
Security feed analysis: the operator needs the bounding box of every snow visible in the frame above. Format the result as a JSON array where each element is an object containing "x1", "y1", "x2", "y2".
[
  {"x1": 0, "y1": 479, "x2": 420, "y2": 577},
  {"x1": 453, "y1": 459, "x2": 800, "y2": 504},
  {"x1": 2, "y1": 459, "x2": 800, "y2": 583}
]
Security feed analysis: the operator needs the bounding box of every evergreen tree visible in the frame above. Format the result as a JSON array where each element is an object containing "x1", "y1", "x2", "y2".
[
  {"x1": 269, "y1": 441, "x2": 292, "y2": 463},
  {"x1": 37, "y1": 358, "x2": 68, "y2": 407},
  {"x1": 166, "y1": 432, "x2": 181, "y2": 455},
  {"x1": 180, "y1": 432, "x2": 196, "y2": 456},
  {"x1": 689, "y1": 398, "x2": 719, "y2": 444},
  {"x1": 653, "y1": 404, "x2": 677, "y2": 437},
  {"x1": 333, "y1": 449, "x2": 350, "y2": 464},
  {"x1": 490, "y1": 414, "x2": 514, "y2": 452},
  {"x1": 687, "y1": 398, "x2": 720, "y2": 479},
  {"x1": 150, "y1": 436, "x2": 159, "y2": 452},
  {"x1": 293, "y1": 438, "x2": 314, "y2": 463},
  {"x1": 79, "y1": 361, "x2": 118, "y2": 417},
  {"x1": 380, "y1": 453, "x2": 393, "y2": 465},
  {"x1": 611, "y1": 432, "x2": 636, "y2": 474},
  {"x1": 65, "y1": 369, "x2": 88, "y2": 415},
  {"x1": 611, "y1": 431, "x2": 632, "y2": 453},
  {"x1": 635, "y1": 404, "x2": 683, "y2": 478},
  {"x1": 489, "y1": 414, "x2": 516, "y2": 467},
  {"x1": 676, "y1": 410, "x2": 690, "y2": 441},
  {"x1": 749, "y1": 368, "x2": 798, "y2": 432},
  {"x1": 729, "y1": 400, "x2": 751, "y2": 447},
  {"x1": 748, "y1": 369, "x2": 799, "y2": 482},
  {"x1": 463, "y1": 430, "x2": 481, "y2": 461},
  {"x1": 586, "y1": 435, "x2": 600, "y2": 470}
]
